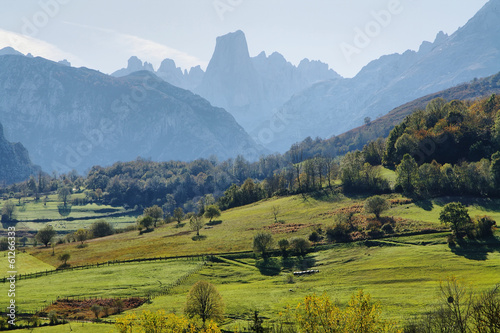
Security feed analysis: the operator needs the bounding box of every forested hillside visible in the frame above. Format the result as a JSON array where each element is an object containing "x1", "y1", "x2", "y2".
[{"x1": 290, "y1": 72, "x2": 500, "y2": 159}]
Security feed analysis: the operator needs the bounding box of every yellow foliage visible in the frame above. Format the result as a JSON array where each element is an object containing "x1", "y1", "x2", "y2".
[
  {"x1": 293, "y1": 291, "x2": 401, "y2": 333},
  {"x1": 114, "y1": 311, "x2": 221, "y2": 333}
]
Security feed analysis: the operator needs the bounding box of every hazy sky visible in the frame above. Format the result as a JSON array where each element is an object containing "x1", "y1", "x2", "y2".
[{"x1": 0, "y1": 0, "x2": 490, "y2": 78}]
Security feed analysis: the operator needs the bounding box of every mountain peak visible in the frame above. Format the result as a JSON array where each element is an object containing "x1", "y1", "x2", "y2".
[
  {"x1": 213, "y1": 30, "x2": 250, "y2": 61},
  {"x1": 0, "y1": 47, "x2": 23, "y2": 56}
]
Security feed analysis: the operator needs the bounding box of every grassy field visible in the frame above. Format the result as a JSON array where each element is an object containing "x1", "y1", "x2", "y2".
[
  {"x1": 0, "y1": 259, "x2": 203, "y2": 312},
  {"x1": 15, "y1": 323, "x2": 114, "y2": 332},
  {"x1": 1, "y1": 194, "x2": 138, "y2": 233},
  {"x1": 23, "y1": 192, "x2": 499, "y2": 267},
  {"x1": 126, "y1": 234, "x2": 500, "y2": 330},
  {"x1": 2, "y1": 191, "x2": 499, "y2": 332}
]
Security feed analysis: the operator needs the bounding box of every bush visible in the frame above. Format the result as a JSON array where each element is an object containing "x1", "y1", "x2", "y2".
[
  {"x1": 364, "y1": 195, "x2": 389, "y2": 219},
  {"x1": 284, "y1": 273, "x2": 295, "y2": 284},
  {"x1": 90, "y1": 220, "x2": 114, "y2": 238},
  {"x1": 309, "y1": 231, "x2": 321, "y2": 243},
  {"x1": 473, "y1": 215, "x2": 496, "y2": 239},
  {"x1": 381, "y1": 223, "x2": 394, "y2": 234},
  {"x1": 289, "y1": 238, "x2": 311, "y2": 256},
  {"x1": 326, "y1": 223, "x2": 351, "y2": 243}
]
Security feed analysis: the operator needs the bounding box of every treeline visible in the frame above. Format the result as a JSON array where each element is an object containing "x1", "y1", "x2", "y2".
[{"x1": 2, "y1": 95, "x2": 500, "y2": 215}]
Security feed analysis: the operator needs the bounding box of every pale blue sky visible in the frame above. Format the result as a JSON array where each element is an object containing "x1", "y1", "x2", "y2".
[{"x1": 0, "y1": 0, "x2": 490, "y2": 77}]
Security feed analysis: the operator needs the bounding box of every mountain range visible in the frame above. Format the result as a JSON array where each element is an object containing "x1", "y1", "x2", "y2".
[
  {"x1": 112, "y1": 30, "x2": 340, "y2": 131},
  {"x1": 112, "y1": 0, "x2": 500, "y2": 153},
  {"x1": 0, "y1": 54, "x2": 264, "y2": 174}
]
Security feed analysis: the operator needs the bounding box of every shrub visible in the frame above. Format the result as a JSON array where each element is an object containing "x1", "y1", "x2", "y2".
[
  {"x1": 289, "y1": 238, "x2": 311, "y2": 256},
  {"x1": 381, "y1": 223, "x2": 394, "y2": 234},
  {"x1": 473, "y1": 215, "x2": 496, "y2": 239},
  {"x1": 90, "y1": 220, "x2": 114, "y2": 238},
  {"x1": 309, "y1": 231, "x2": 321, "y2": 243},
  {"x1": 326, "y1": 223, "x2": 351, "y2": 243}
]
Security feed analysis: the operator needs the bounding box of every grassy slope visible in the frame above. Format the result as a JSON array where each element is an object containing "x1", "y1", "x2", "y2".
[
  {"x1": 15, "y1": 323, "x2": 112, "y2": 332},
  {"x1": 3, "y1": 192, "x2": 499, "y2": 331},
  {"x1": 24, "y1": 193, "x2": 500, "y2": 267},
  {"x1": 122, "y1": 234, "x2": 500, "y2": 329},
  {"x1": 0, "y1": 260, "x2": 203, "y2": 312},
  {"x1": 3, "y1": 194, "x2": 138, "y2": 233}
]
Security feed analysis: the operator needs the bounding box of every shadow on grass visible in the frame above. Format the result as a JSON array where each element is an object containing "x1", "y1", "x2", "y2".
[
  {"x1": 450, "y1": 236, "x2": 500, "y2": 261},
  {"x1": 175, "y1": 223, "x2": 186, "y2": 228},
  {"x1": 309, "y1": 188, "x2": 343, "y2": 203},
  {"x1": 414, "y1": 199, "x2": 433, "y2": 211},
  {"x1": 206, "y1": 220, "x2": 222, "y2": 226},
  {"x1": 281, "y1": 255, "x2": 317, "y2": 271},
  {"x1": 256, "y1": 257, "x2": 281, "y2": 276},
  {"x1": 191, "y1": 235, "x2": 207, "y2": 241}
]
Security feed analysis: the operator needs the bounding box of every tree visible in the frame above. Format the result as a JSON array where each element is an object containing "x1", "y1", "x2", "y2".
[
  {"x1": 289, "y1": 237, "x2": 311, "y2": 256},
  {"x1": 35, "y1": 225, "x2": 56, "y2": 247},
  {"x1": 278, "y1": 238, "x2": 289, "y2": 257},
  {"x1": 90, "y1": 304, "x2": 103, "y2": 322},
  {"x1": 396, "y1": 154, "x2": 418, "y2": 194},
  {"x1": 58, "y1": 252, "x2": 70, "y2": 266},
  {"x1": 190, "y1": 215, "x2": 205, "y2": 237},
  {"x1": 491, "y1": 152, "x2": 500, "y2": 190},
  {"x1": 185, "y1": 281, "x2": 224, "y2": 326},
  {"x1": 57, "y1": 186, "x2": 72, "y2": 206},
  {"x1": 74, "y1": 229, "x2": 88, "y2": 245},
  {"x1": 144, "y1": 205, "x2": 163, "y2": 227},
  {"x1": 1, "y1": 200, "x2": 16, "y2": 222},
  {"x1": 253, "y1": 232, "x2": 275, "y2": 258},
  {"x1": 174, "y1": 207, "x2": 184, "y2": 224},
  {"x1": 439, "y1": 202, "x2": 471, "y2": 238},
  {"x1": 137, "y1": 215, "x2": 154, "y2": 231},
  {"x1": 271, "y1": 205, "x2": 280, "y2": 223},
  {"x1": 90, "y1": 220, "x2": 114, "y2": 238},
  {"x1": 204, "y1": 205, "x2": 221, "y2": 223},
  {"x1": 364, "y1": 196, "x2": 389, "y2": 220}
]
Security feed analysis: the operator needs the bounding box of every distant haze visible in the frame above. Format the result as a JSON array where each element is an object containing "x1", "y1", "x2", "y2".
[{"x1": 0, "y1": 0, "x2": 489, "y2": 77}]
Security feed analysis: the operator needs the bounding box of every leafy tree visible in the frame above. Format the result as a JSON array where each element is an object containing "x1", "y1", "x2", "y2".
[
  {"x1": 1, "y1": 200, "x2": 16, "y2": 222},
  {"x1": 253, "y1": 232, "x2": 275, "y2": 258},
  {"x1": 173, "y1": 207, "x2": 184, "y2": 224},
  {"x1": 185, "y1": 281, "x2": 224, "y2": 326},
  {"x1": 204, "y1": 205, "x2": 221, "y2": 223},
  {"x1": 90, "y1": 220, "x2": 114, "y2": 238},
  {"x1": 35, "y1": 225, "x2": 56, "y2": 247},
  {"x1": 90, "y1": 304, "x2": 103, "y2": 322},
  {"x1": 278, "y1": 238, "x2": 289, "y2": 257},
  {"x1": 143, "y1": 205, "x2": 163, "y2": 227},
  {"x1": 57, "y1": 186, "x2": 72, "y2": 206},
  {"x1": 396, "y1": 154, "x2": 418, "y2": 194},
  {"x1": 190, "y1": 215, "x2": 205, "y2": 237},
  {"x1": 289, "y1": 237, "x2": 311, "y2": 256},
  {"x1": 74, "y1": 229, "x2": 88, "y2": 245},
  {"x1": 439, "y1": 202, "x2": 471, "y2": 238},
  {"x1": 364, "y1": 196, "x2": 389, "y2": 220},
  {"x1": 137, "y1": 215, "x2": 154, "y2": 231},
  {"x1": 58, "y1": 252, "x2": 70, "y2": 266}
]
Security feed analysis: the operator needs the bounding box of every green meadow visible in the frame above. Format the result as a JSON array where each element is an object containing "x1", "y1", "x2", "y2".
[{"x1": 1, "y1": 191, "x2": 499, "y2": 331}]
